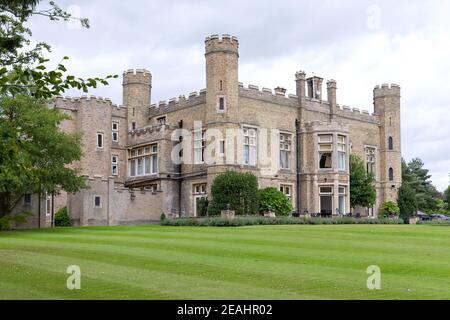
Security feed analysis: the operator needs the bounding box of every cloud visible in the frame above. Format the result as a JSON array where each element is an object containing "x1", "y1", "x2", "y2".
[{"x1": 28, "y1": 0, "x2": 450, "y2": 191}]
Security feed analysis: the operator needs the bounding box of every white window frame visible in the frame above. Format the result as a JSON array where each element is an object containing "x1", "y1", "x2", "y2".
[
  {"x1": 111, "y1": 155, "x2": 119, "y2": 176},
  {"x1": 338, "y1": 186, "x2": 347, "y2": 215},
  {"x1": 193, "y1": 183, "x2": 207, "y2": 217},
  {"x1": 128, "y1": 144, "x2": 158, "y2": 177},
  {"x1": 365, "y1": 146, "x2": 377, "y2": 174},
  {"x1": 194, "y1": 130, "x2": 205, "y2": 164},
  {"x1": 318, "y1": 134, "x2": 333, "y2": 170},
  {"x1": 279, "y1": 133, "x2": 292, "y2": 170},
  {"x1": 280, "y1": 184, "x2": 293, "y2": 203},
  {"x1": 337, "y1": 135, "x2": 347, "y2": 171},
  {"x1": 319, "y1": 185, "x2": 334, "y2": 215},
  {"x1": 112, "y1": 121, "x2": 119, "y2": 143},
  {"x1": 96, "y1": 132, "x2": 104, "y2": 149},
  {"x1": 45, "y1": 194, "x2": 51, "y2": 216},
  {"x1": 243, "y1": 127, "x2": 257, "y2": 167}
]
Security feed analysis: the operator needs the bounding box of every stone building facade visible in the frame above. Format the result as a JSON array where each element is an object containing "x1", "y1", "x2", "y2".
[{"x1": 13, "y1": 34, "x2": 402, "y2": 227}]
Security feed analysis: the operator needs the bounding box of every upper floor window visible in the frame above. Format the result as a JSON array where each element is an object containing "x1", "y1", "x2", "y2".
[
  {"x1": 318, "y1": 134, "x2": 333, "y2": 169},
  {"x1": 194, "y1": 130, "x2": 206, "y2": 164},
  {"x1": 279, "y1": 133, "x2": 292, "y2": 170},
  {"x1": 129, "y1": 144, "x2": 158, "y2": 177},
  {"x1": 97, "y1": 132, "x2": 104, "y2": 149},
  {"x1": 388, "y1": 136, "x2": 394, "y2": 150},
  {"x1": 111, "y1": 155, "x2": 119, "y2": 176},
  {"x1": 217, "y1": 96, "x2": 225, "y2": 113},
  {"x1": 219, "y1": 140, "x2": 225, "y2": 155},
  {"x1": 337, "y1": 135, "x2": 346, "y2": 171},
  {"x1": 365, "y1": 147, "x2": 376, "y2": 174},
  {"x1": 389, "y1": 167, "x2": 394, "y2": 181},
  {"x1": 243, "y1": 127, "x2": 257, "y2": 166},
  {"x1": 157, "y1": 116, "x2": 166, "y2": 125},
  {"x1": 112, "y1": 121, "x2": 119, "y2": 143}
]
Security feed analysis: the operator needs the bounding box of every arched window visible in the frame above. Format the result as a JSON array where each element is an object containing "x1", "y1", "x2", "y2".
[
  {"x1": 389, "y1": 168, "x2": 394, "y2": 181},
  {"x1": 388, "y1": 136, "x2": 393, "y2": 150}
]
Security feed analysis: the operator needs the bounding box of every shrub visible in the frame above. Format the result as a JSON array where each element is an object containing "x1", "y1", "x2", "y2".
[
  {"x1": 379, "y1": 201, "x2": 400, "y2": 218},
  {"x1": 208, "y1": 171, "x2": 259, "y2": 216},
  {"x1": 160, "y1": 216, "x2": 404, "y2": 227},
  {"x1": 257, "y1": 187, "x2": 292, "y2": 216},
  {"x1": 196, "y1": 198, "x2": 209, "y2": 217},
  {"x1": 0, "y1": 212, "x2": 30, "y2": 231},
  {"x1": 55, "y1": 207, "x2": 71, "y2": 227},
  {"x1": 160, "y1": 212, "x2": 166, "y2": 221}
]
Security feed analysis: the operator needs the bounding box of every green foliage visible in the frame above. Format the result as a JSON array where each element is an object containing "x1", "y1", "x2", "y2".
[
  {"x1": 257, "y1": 187, "x2": 292, "y2": 216},
  {"x1": 160, "y1": 212, "x2": 166, "y2": 221},
  {"x1": 402, "y1": 158, "x2": 439, "y2": 213},
  {"x1": 196, "y1": 197, "x2": 209, "y2": 217},
  {"x1": 397, "y1": 183, "x2": 418, "y2": 220},
  {"x1": 0, "y1": 95, "x2": 85, "y2": 214},
  {"x1": 0, "y1": 212, "x2": 31, "y2": 230},
  {"x1": 349, "y1": 154, "x2": 376, "y2": 208},
  {"x1": 0, "y1": 0, "x2": 117, "y2": 98},
  {"x1": 208, "y1": 171, "x2": 259, "y2": 216},
  {"x1": 379, "y1": 201, "x2": 400, "y2": 218},
  {"x1": 444, "y1": 186, "x2": 450, "y2": 210},
  {"x1": 161, "y1": 216, "x2": 404, "y2": 227},
  {"x1": 54, "y1": 206, "x2": 70, "y2": 227}
]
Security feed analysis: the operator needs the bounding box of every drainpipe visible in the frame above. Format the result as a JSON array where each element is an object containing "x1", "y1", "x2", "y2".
[
  {"x1": 295, "y1": 119, "x2": 301, "y2": 213},
  {"x1": 107, "y1": 177, "x2": 110, "y2": 226}
]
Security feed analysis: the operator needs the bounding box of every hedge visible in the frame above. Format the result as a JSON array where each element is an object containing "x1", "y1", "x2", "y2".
[{"x1": 160, "y1": 216, "x2": 404, "y2": 227}]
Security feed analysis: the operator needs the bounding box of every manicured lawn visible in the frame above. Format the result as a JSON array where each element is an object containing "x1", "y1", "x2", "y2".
[{"x1": 0, "y1": 224, "x2": 449, "y2": 300}]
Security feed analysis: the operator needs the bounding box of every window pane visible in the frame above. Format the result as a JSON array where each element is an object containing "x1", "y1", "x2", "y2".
[
  {"x1": 338, "y1": 152, "x2": 346, "y2": 170},
  {"x1": 319, "y1": 135, "x2": 332, "y2": 142},
  {"x1": 152, "y1": 155, "x2": 157, "y2": 173},
  {"x1": 137, "y1": 158, "x2": 142, "y2": 176},
  {"x1": 144, "y1": 156, "x2": 150, "y2": 174},
  {"x1": 97, "y1": 134, "x2": 103, "y2": 148},
  {"x1": 130, "y1": 160, "x2": 135, "y2": 176}
]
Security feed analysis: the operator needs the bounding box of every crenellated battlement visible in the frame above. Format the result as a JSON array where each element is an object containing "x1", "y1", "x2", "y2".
[
  {"x1": 205, "y1": 34, "x2": 239, "y2": 55},
  {"x1": 238, "y1": 82, "x2": 299, "y2": 107},
  {"x1": 148, "y1": 89, "x2": 207, "y2": 116},
  {"x1": 373, "y1": 83, "x2": 401, "y2": 98},
  {"x1": 52, "y1": 95, "x2": 125, "y2": 110}
]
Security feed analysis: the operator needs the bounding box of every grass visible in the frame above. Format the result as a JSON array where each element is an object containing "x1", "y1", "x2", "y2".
[{"x1": 0, "y1": 224, "x2": 449, "y2": 300}]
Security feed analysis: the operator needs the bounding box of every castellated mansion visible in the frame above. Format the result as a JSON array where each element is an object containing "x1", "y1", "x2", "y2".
[{"x1": 13, "y1": 34, "x2": 402, "y2": 227}]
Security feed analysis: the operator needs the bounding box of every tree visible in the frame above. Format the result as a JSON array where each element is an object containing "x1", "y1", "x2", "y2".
[
  {"x1": 0, "y1": 95, "x2": 85, "y2": 214},
  {"x1": 0, "y1": 1, "x2": 116, "y2": 218},
  {"x1": 0, "y1": 0, "x2": 117, "y2": 99},
  {"x1": 349, "y1": 154, "x2": 376, "y2": 209},
  {"x1": 208, "y1": 171, "x2": 259, "y2": 216},
  {"x1": 403, "y1": 158, "x2": 439, "y2": 213},
  {"x1": 257, "y1": 187, "x2": 293, "y2": 216},
  {"x1": 444, "y1": 186, "x2": 450, "y2": 210},
  {"x1": 397, "y1": 183, "x2": 417, "y2": 220},
  {"x1": 379, "y1": 201, "x2": 400, "y2": 218}
]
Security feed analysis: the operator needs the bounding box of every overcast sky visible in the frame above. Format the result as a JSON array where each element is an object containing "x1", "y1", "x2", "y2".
[{"x1": 28, "y1": 0, "x2": 450, "y2": 191}]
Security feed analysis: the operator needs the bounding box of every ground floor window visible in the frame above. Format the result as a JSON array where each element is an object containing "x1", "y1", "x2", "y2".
[
  {"x1": 319, "y1": 186, "x2": 333, "y2": 216},
  {"x1": 45, "y1": 194, "x2": 51, "y2": 216},
  {"x1": 280, "y1": 185, "x2": 293, "y2": 203},
  {"x1": 338, "y1": 186, "x2": 347, "y2": 215},
  {"x1": 193, "y1": 183, "x2": 207, "y2": 216}
]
